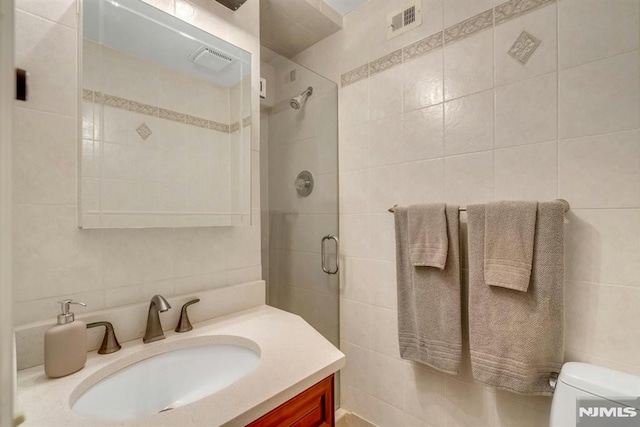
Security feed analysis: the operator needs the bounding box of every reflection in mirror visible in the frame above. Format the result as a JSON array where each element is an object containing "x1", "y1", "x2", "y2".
[{"x1": 80, "y1": 0, "x2": 252, "y2": 228}]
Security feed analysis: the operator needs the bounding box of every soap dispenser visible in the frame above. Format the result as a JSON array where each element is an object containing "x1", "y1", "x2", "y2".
[{"x1": 44, "y1": 300, "x2": 87, "y2": 378}]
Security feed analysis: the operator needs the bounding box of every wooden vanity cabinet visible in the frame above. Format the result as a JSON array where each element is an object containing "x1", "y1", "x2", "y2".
[{"x1": 247, "y1": 375, "x2": 334, "y2": 427}]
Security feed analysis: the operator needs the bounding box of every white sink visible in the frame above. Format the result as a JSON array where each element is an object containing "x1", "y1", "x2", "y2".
[{"x1": 71, "y1": 339, "x2": 260, "y2": 421}]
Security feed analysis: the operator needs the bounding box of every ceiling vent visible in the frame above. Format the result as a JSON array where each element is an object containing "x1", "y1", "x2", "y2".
[
  {"x1": 387, "y1": 3, "x2": 422, "y2": 40},
  {"x1": 189, "y1": 47, "x2": 234, "y2": 72}
]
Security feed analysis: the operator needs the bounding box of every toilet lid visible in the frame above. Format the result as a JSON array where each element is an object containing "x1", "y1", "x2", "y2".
[{"x1": 559, "y1": 362, "x2": 640, "y2": 408}]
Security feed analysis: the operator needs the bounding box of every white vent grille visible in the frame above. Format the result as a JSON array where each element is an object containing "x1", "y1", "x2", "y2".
[
  {"x1": 189, "y1": 47, "x2": 234, "y2": 72},
  {"x1": 387, "y1": 2, "x2": 422, "y2": 40}
]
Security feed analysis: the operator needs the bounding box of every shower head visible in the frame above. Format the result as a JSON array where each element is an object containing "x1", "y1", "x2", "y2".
[{"x1": 290, "y1": 86, "x2": 313, "y2": 110}]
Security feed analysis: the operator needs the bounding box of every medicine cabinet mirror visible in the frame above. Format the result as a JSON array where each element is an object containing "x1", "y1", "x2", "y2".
[{"x1": 79, "y1": 0, "x2": 252, "y2": 228}]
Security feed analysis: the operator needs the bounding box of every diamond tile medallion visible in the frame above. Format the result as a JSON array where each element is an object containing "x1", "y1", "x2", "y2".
[
  {"x1": 508, "y1": 31, "x2": 541, "y2": 64},
  {"x1": 136, "y1": 122, "x2": 152, "y2": 140}
]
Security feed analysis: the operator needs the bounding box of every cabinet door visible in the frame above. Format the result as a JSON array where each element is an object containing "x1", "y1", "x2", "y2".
[{"x1": 247, "y1": 375, "x2": 334, "y2": 427}]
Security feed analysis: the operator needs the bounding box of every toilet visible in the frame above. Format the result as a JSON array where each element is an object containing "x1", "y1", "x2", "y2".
[{"x1": 550, "y1": 362, "x2": 640, "y2": 426}]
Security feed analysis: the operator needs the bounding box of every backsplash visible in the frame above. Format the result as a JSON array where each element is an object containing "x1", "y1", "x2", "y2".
[
  {"x1": 294, "y1": 0, "x2": 640, "y2": 425},
  {"x1": 13, "y1": 0, "x2": 262, "y2": 327}
]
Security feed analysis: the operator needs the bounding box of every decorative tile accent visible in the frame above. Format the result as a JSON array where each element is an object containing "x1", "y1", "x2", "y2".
[
  {"x1": 82, "y1": 89, "x2": 94, "y2": 101},
  {"x1": 508, "y1": 31, "x2": 542, "y2": 64},
  {"x1": 495, "y1": 0, "x2": 556, "y2": 25},
  {"x1": 444, "y1": 9, "x2": 494, "y2": 45},
  {"x1": 83, "y1": 89, "x2": 240, "y2": 134},
  {"x1": 229, "y1": 121, "x2": 241, "y2": 133},
  {"x1": 242, "y1": 116, "x2": 252, "y2": 127},
  {"x1": 136, "y1": 123, "x2": 152, "y2": 140},
  {"x1": 210, "y1": 121, "x2": 230, "y2": 133},
  {"x1": 102, "y1": 94, "x2": 129, "y2": 109},
  {"x1": 369, "y1": 49, "x2": 403, "y2": 76},
  {"x1": 129, "y1": 100, "x2": 158, "y2": 117},
  {"x1": 185, "y1": 115, "x2": 210, "y2": 129},
  {"x1": 341, "y1": 64, "x2": 369, "y2": 88},
  {"x1": 403, "y1": 32, "x2": 444, "y2": 61},
  {"x1": 158, "y1": 108, "x2": 185, "y2": 123}
]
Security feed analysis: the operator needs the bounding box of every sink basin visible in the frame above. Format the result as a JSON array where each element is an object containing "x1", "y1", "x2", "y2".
[{"x1": 71, "y1": 339, "x2": 260, "y2": 420}]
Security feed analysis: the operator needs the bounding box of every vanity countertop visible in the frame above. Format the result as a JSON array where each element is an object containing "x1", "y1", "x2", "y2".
[{"x1": 16, "y1": 305, "x2": 345, "y2": 426}]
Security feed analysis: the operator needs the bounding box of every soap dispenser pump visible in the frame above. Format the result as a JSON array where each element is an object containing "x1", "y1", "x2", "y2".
[{"x1": 44, "y1": 300, "x2": 88, "y2": 378}]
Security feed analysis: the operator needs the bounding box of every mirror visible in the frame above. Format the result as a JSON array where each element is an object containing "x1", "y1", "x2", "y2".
[{"x1": 80, "y1": 0, "x2": 252, "y2": 228}]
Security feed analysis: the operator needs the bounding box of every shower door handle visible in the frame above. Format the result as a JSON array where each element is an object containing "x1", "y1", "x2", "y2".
[{"x1": 321, "y1": 235, "x2": 339, "y2": 275}]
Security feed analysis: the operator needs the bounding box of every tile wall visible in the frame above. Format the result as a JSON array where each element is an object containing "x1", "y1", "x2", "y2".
[
  {"x1": 294, "y1": 0, "x2": 640, "y2": 425},
  {"x1": 13, "y1": 0, "x2": 262, "y2": 327},
  {"x1": 261, "y1": 50, "x2": 340, "y2": 345}
]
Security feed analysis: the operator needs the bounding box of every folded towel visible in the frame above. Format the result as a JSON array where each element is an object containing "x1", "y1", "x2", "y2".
[
  {"x1": 467, "y1": 201, "x2": 564, "y2": 395},
  {"x1": 484, "y1": 201, "x2": 538, "y2": 292},
  {"x1": 408, "y1": 204, "x2": 448, "y2": 269},
  {"x1": 394, "y1": 205, "x2": 461, "y2": 374}
]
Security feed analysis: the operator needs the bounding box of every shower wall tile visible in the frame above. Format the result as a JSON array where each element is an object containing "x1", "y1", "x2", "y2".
[
  {"x1": 396, "y1": 159, "x2": 445, "y2": 207},
  {"x1": 15, "y1": 0, "x2": 77, "y2": 28},
  {"x1": 558, "y1": 129, "x2": 640, "y2": 209},
  {"x1": 558, "y1": 0, "x2": 640, "y2": 69},
  {"x1": 339, "y1": 79, "x2": 369, "y2": 128},
  {"x1": 558, "y1": 51, "x2": 640, "y2": 139},
  {"x1": 444, "y1": 0, "x2": 494, "y2": 28},
  {"x1": 494, "y1": 72, "x2": 557, "y2": 148},
  {"x1": 339, "y1": 124, "x2": 370, "y2": 171}
]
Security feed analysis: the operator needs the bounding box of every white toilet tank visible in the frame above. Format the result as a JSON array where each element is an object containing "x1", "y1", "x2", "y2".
[{"x1": 550, "y1": 362, "x2": 640, "y2": 426}]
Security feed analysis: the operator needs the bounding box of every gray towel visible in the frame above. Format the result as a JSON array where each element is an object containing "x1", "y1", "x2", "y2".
[
  {"x1": 467, "y1": 201, "x2": 564, "y2": 395},
  {"x1": 408, "y1": 204, "x2": 448, "y2": 269},
  {"x1": 394, "y1": 205, "x2": 461, "y2": 374},
  {"x1": 484, "y1": 201, "x2": 538, "y2": 292}
]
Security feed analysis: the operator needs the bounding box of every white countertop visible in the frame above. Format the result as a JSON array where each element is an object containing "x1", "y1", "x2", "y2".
[{"x1": 16, "y1": 305, "x2": 345, "y2": 426}]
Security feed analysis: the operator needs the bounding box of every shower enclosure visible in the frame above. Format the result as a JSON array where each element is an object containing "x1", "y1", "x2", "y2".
[{"x1": 260, "y1": 49, "x2": 339, "y2": 348}]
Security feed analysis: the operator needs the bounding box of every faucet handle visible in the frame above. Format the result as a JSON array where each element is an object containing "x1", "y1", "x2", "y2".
[
  {"x1": 87, "y1": 321, "x2": 121, "y2": 354},
  {"x1": 175, "y1": 298, "x2": 200, "y2": 333}
]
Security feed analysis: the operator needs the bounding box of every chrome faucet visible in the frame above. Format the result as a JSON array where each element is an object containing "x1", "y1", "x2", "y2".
[{"x1": 143, "y1": 295, "x2": 171, "y2": 343}]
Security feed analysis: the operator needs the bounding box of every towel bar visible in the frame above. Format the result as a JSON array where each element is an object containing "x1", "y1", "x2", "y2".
[{"x1": 388, "y1": 199, "x2": 570, "y2": 214}]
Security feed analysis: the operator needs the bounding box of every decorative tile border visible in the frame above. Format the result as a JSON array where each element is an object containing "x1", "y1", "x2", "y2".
[
  {"x1": 340, "y1": 0, "x2": 556, "y2": 87},
  {"x1": 369, "y1": 49, "x2": 403, "y2": 76},
  {"x1": 83, "y1": 89, "x2": 250, "y2": 134},
  {"x1": 341, "y1": 64, "x2": 369, "y2": 87},
  {"x1": 444, "y1": 9, "x2": 493, "y2": 45},
  {"x1": 495, "y1": 0, "x2": 555, "y2": 25},
  {"x1": 403, "y1": 32, "x2": 443, "y2": 62}
]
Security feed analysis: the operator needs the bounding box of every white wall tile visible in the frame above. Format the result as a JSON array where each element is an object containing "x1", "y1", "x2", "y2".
[
  {"x1": 494, "y1": 4, "x2": 557, "y2": 87},
  {"x1": 558, "y1": 51, "x2": 640, "y2": 139},
  {"x1": 559, "y1": 0, "x2": 640, "y2": 69},
  {"x1": 340, "y1": 79, "x2": 369, "y2": 129},
  {"x1": 370, "y1": 114, "x2": 404, "y2": 167},
  {"x1": 370, "y1": 306, "x2": 400, "y2": 359},
  {"x1": 369, "y1": 165, "x2": 398, "y2": 214},
  {"x1": 369, "y1": 351, "x2": 405, "y2": 408},
  {"x1": 444, "y1": 89, "x2": 494, "y2": 156},
  {"x1": 13, "y1": 107, "x2": 77, "y2": 205},
  {"x1": 403, "y1": 50, "x2": 444, "y2": 112},
  {"x1": 558, "y1": 130, "x2": 640, "y2": 209},
  {"x1": 341, "y1": 299, "x2": 373, "y2": 348},
  {"x1": 444, "y1": 151, "x2": 494, "y2": 205},
  {"x1": 444, "y1": 30, "x2": 493, "y2": 101},
  {"x1": 494, "y1": 141, "x2": 558, "y2": 201},
  {"x1": 14, "y1": 10, "x2": 77, "y2": 116},
  {"x1": 339, "y1": 123, "x2": 370, "y2": 171},
  {"x1": 396, "y1": 158, "x2": 445, "y2": 207},
  {"x1": 369, "y1": 67, "x2": 403, "y2": 121},
  {"x1": 16, "y1": 0, "x2": 77, "y2": 28},
  {"x1": 404, "y1": 363, "x2": 447, "y2": 426},
  {"x1": 494, "y1": 73, "x2": 557, "y2": 148},
  {"x1": 403, "y1": 104, "x2": 444, "y2": 162},
  {"x1": 565, "y1": 209, "x2": 640, "y2": 287},
  {"x1": 444, "y1": 0, "x2": 493, "y2": 28}
]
